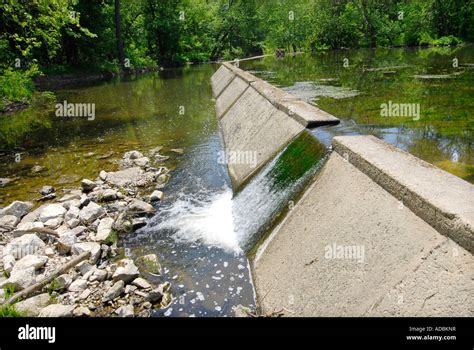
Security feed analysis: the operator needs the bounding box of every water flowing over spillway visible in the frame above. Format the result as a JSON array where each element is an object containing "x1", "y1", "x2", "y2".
[{"x1": 122, "y1": 131, "x2": 328, "y2": 316}]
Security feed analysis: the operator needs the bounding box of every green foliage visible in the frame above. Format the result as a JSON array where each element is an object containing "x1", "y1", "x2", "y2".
[
  {"x1": 0, "y1": 286, "x2": 24, "y2": 317},
  {"x1": 0, "y1": 304, "x2": 24, "y2": 317}
]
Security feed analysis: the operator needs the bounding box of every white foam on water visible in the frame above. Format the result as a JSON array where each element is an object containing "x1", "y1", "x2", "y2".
[{"x1": 151, "y1": 188, "x2": 240, "y2": 253}]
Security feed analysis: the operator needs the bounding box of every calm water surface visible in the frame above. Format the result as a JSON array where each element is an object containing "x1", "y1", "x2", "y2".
[{"x1": 1, "y1": 46, "x2": 473, "y2": 316}]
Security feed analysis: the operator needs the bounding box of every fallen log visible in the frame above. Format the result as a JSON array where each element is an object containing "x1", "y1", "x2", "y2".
[{"x1": 3, "y1": 251, "x2": 91, "y2": 306}]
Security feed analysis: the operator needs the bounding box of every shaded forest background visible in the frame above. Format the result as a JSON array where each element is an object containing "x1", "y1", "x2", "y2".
[{"x1": 1, "y1": 0, "x2": 473, "y2": 110}]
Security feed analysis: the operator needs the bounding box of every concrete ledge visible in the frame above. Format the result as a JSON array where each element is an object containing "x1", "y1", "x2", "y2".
[
  {"x1": 221, "y1": 62, "x2": 340, "y2": 128},
  {"x1": 332, "y1": 135, "x2": 474, "y2": 254}
]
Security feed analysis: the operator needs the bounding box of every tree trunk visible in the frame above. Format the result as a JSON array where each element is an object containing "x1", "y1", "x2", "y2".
[{"x1": 114, "y1": 0, "x2": 125, "y2": 68}]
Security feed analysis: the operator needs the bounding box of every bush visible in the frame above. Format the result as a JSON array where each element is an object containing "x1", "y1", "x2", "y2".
[{"x1": 0, "y1": 65, "x2": 41, "y2": 111}]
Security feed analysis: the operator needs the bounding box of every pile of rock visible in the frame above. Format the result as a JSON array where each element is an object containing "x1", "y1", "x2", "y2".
[{"x1": 0, "y1": 149, "x2": 173, "y2": 317}]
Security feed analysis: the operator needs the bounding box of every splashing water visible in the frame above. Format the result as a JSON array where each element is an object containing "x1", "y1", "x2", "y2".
[{"x1": 150, "y1": 188, "x2": 240, "y2": 253}]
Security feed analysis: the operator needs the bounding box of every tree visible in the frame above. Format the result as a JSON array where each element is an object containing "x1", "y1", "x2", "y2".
[{"x1": 115, "y1": 0, "x2": 126, "y2": 68}]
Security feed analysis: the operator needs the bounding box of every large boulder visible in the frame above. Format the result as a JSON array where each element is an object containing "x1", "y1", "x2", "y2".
[
  {"x1": 5, "y1": 234, "x2": 46, "y2": 259},
  {"x1": 38, "y1": 204, "x2": 66, "y2": 223},
  {"x1": 112, "y1": 258, "x2": 139, "y2": 283},
  {"x1": 0, "y1": 201, "x2": 33, "y2": 219},
  {"x1": 38, "y1": 304, "x2": 75, "y2": 317},
  {"x1": 79, "y1": 202, "x2": 105, "y2": 225}
]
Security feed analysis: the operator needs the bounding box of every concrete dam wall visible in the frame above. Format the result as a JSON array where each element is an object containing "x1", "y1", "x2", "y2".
[{"x1": 211, "y1": 63, "x2": 474, "y2": 317}]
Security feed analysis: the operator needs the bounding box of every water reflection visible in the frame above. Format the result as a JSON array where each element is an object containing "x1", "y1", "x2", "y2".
[{"x1": 241, "y1": 46, "x2": 474, "y2": 183}]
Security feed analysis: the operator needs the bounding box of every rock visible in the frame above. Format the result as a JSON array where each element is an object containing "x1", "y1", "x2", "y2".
[
  {"x1": 149, "y1": 190, "x2": 164, "y2": 202},
  {"x1": 112, "y1": 259, "x2": 139, "y2": 283},
  {"x1": 38, "y1": 304, "x2": 75, "y2": 317},
  {"x1": 66, "y1": 218, "x2": 80, "y2": 229},
  {"x1": 71, "y1": 225, "x2": 87, "y2": 236},
  {"x1": 65, "y1": 206, "x2": 80, "y2": 221},
  {"x1": 115, "y1": 305, "x2": 134, "y2": 317},
  {"x1": 57, "y1": 231, "x2": 77, "y2": 254},
  {"x1": 43, "y1": 218, "x2": 62, "y2": 229},
  {"x1": 0, "y1": 201, "x2": 33, "y2": 219},
  {"x1": 37, "y1": 193, "x2": 56, "y2": 202},
  {"x1": 0, "y1": 178, "x2": 12, "y2": 186},
  {"x1": 103, "y1": 280, "x2": 124, "y2": 302},
  {"x1": 131, "y1": 217, "x2": 147, "y2": 229},
  {"x1": 78, "y1": 196, "x2": 91, "y2": 209},
  {"x1": 146, "y1": 289, "x2": 163, "y2": 304},
  {"x1": 78, "y1": 262, "x2": 94, "y2": 276},
  {"x1": 81, "y1": 179, "x2": 96, "y2": 192},
  {"x1": 13, "y1": 254, "x2": 48, "y2": 272},
  {"x1": 94, "y1": 217, "x2": 114, "y2": 243},
  {"x1": 68, "y1": 278, "x2": 87, "y2": 292},
  {"x1": 52, "y1": 274, "x2": 72, "y2": 291},
  {"x1": 135, "y1": 254, "x2": 162, "y2": 275},
  {"x1": 39, "y1": 186, "x2": 55, "y2": 196},
  {"x1": 105, "y1": 167, "x2": 155, "y2": 188},
  {"x1": 39, "y1": 204, "x2": 66, "y2": 223},
  {"x1": 0, "y1": 215, "x2": 19, "y2": 229},
  {"x1": 92, "y1": 269, "x2": 108, "y2": 282},
  {"x1": 133, "y1": 157, "x2": 150, "y2": 167},
  {"x1": 71, "y1": 242, "x2": 101, "y2": 264},
  {"x1": 44, "y1": 247, "x2": 55, "y2": 257},
  {"x1": 99, "y1": 170, "x2": 108, "y2": 181},
  {"x1": 31, "y1": 165, "x2": 44, "y2": 173},
  {"x1": 89, "y1": 219, "x2": 100, "y2": 232},
  {"x1": 73, "y1": 306, "x2": 91, "y2": 317},
  {"x1": 79, "y1": 288, "x2": 91, "y2": 300},
  {"x1": 12, "y1": 221, "x2": 44, "y2": 237},
  {"x1": 15, "y1": 293, "x2": 51, "y2": 316},
  {"x1": 3, "y1": 266, "x2": 36, "y2": 291},
  {"x1": 3, "y1": 254, "x2": 16, "y2": 274},
  {"x1": 79, "y1": 202, "x2": 105, "y2": 225},
  {"x1": 128, "y1": 199, "x2": 156, "y2": 215},
  {"x1": 131, "y1": 277, "x2": 151, "y2": 289},
  {"x1": 170, "y1": 148, "x2": 184, "y2": 154},
  {"x1": 5, "y1": 234, "x2": 46, "y2": 259},
  {"x1": 124, "y1": 150, "x2": 143, "y2": 160},
  {"x1": 58, "y1": 191, "x2": 82, "y2": 203},
  {"x1": 99, "y1": 189, "x2": 117, "y2": 202}
]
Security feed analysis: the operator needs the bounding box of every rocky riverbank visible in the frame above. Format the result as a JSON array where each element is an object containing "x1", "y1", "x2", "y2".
[{"x1": 0, "y1": 147, "x2": 173, "y2": 317}]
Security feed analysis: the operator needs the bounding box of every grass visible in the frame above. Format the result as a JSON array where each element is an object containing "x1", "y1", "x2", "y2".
[{"x1": 0, "y1": 286, "x2": 25, "y2": 317}]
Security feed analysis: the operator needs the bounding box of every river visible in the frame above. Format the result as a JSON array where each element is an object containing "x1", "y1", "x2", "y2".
[{"x1": 0, "y1": 45, "x2": 473, "y2": 316}]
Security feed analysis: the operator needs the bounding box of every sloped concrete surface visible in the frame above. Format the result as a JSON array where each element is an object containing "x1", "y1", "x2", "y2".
[
  {"x1": 333, "y1": 135, "x2": 474, "y2": 254},
  {"x1": 253, "y1": 152, "x2": 473, "y2": 316},
  {"x1": 221, "y1": 88, "x2": 304, "y2": 189},
  {"x1": 212, "y1": 63, "x2": 340, "y2": 190}
]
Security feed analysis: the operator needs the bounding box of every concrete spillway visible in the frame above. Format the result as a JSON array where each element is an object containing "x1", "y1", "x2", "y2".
[
  {"x1": 211, "y1": 63, "x2": 474, "y2": 317},
  {"x1": 212, "y1": 62, "x2": 339, "y2": 190}
]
